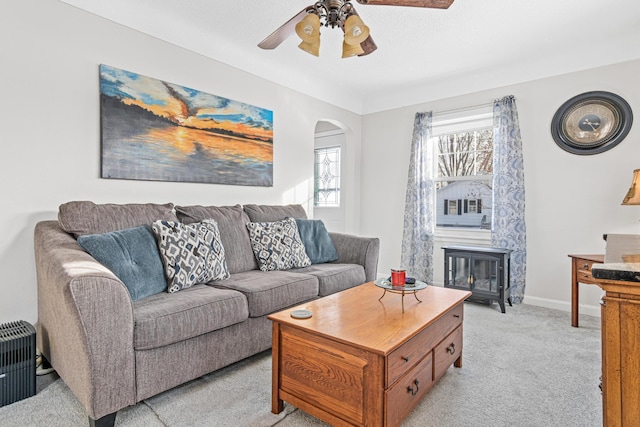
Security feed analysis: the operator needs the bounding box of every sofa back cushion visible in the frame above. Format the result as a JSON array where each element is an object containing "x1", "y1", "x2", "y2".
[
  {"x1": 59, "y1": 201, "x2": 177, "y2": 237},
  {"x1": 243, "y1": 204, "x2": 307, "y2": 222},
  {"x1": 175, "y1": 204, "x2": 258, "y2": 273}
]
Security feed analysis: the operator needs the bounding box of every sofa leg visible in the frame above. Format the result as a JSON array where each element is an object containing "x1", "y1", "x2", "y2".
[{"x1": 89, "y1": 412, "x2": 116, "y2": 427}]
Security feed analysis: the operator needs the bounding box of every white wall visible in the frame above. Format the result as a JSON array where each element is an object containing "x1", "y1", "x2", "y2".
[
  {"x1": 360, "y1": 59, "x2": 640, "y2": 316},
  {"x1": 0, "y1": 0, "x2": 363, "y2": 325}
]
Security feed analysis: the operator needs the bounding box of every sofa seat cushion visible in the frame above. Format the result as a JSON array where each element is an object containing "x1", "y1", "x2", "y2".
[
  {"x1": 133, "y1": 285, "x2": 248, "y2": 350},
  {"x1": 210, "y1": 270, "x2": 319, "y2": 318},
  {"x1": 291, "y1": 263, "x2": 366, "y2": 296}
]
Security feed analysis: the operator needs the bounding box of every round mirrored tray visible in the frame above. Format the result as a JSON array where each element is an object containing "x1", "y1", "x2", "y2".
[{"x1": 374, "y1": 278, "x2": 428, "y2": 312}]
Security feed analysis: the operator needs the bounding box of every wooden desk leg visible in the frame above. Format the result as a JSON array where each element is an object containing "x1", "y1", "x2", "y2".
[{"x1": 571, "y1": 258, "x2": 579, "y2": 327}]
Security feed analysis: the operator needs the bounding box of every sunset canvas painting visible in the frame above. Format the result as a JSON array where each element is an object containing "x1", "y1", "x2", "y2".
[{"x1": 100, "y1": 64, "x2": 273, "y2": 186}]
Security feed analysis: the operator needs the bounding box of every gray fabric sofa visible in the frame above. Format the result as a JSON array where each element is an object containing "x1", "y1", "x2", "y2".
[{"x1": 34, "y1": 202, "x2": 379, "y2": 427}]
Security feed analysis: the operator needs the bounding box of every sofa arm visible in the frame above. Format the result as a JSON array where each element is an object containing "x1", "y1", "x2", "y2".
[
  {"x1": 34, "y1": 221, "x2": 136, "y2": 420},
  {"x1": 329, "y1": 232, "x2": 380, "y2": 282}
]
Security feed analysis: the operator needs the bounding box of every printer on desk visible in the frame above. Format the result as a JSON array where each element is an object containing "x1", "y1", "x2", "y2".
[{"x1": 592, "y1": 233, "x2": 640, "y2": 282}]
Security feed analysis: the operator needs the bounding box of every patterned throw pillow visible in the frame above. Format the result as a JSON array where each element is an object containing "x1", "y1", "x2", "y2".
[
  {"x1": 152, "y1": 219, "x2": 230, "y2": 293},
  {"x1": 246, "y1": 218, "x2": 311, "y2": 271}
]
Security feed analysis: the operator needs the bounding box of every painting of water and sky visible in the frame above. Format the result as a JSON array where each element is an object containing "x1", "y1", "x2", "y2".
[{"x1": 100, "y1": 64, "x2": 273, "y2": 186}]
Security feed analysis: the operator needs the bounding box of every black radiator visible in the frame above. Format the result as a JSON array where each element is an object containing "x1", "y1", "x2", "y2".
[{"x1": 0, "y1": 320, "x2": 36, "y2": 407}]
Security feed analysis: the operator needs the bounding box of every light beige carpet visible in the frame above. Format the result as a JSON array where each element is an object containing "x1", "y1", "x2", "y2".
[{"x1": 0, "y1": 302, "x2": 602, "y2": 427}]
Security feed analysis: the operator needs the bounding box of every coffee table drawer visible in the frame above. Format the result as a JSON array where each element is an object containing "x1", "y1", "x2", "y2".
[
  {"x1": 385, "y1": 352, "x2": 434, "y2": 427},
  {"x1": 387, "y1": 303, "x2": 463, "y2": 386},
  {"x1": 433, "y1": 325, "x2": 463, "y2": 381}
]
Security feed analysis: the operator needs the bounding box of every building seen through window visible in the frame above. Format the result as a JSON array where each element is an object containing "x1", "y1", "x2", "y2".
[{"x1": 432, "y1": 117, "x2": 493, "y2": 230}]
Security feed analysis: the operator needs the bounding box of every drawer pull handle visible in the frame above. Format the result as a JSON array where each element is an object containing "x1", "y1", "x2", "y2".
[
  {"x1": 402, "y1": 356, "x2": 409, "y2": 363},
  {"x1": 446, "y1": 343, "x2": 456, "y2": 355},
  {"x1": 453, "y1": 314, "x2": 460, "y2": 318},
  {"x1": 407, "y1": 379, "x2": 420, "y2": 396},
  {"x1": 583, "y1": 263, "x2": 589, "y2": 269}
]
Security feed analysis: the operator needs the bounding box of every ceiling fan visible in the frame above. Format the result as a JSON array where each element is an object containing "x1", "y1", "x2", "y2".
[{"x1": 258, "y1": 0, "x2": 454, "y2": 58}]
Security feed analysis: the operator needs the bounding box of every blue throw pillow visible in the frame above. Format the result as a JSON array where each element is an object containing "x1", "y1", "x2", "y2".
[
  {"x1": 294, "y1": 218, "x2": 339, "y2": 264},
  {"x1": 77, "y1": 225, "x2": 167, "y2": 301}
]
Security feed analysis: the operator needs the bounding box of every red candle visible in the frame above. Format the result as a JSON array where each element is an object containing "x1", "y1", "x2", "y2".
[{"x1": 391, "y1": 269, "x2": 406, "y2": 286}]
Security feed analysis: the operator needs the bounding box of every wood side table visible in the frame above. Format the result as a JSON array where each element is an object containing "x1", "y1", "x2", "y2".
[
  {"x1": 269, "y1": 282, "x2": 471, "y2": 427},
  {"x1": 568, "y1": 254, "x2": 605, "y2": 327}
]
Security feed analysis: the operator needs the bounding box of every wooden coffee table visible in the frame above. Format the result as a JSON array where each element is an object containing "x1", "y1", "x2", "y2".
[{"x1": 269, "y1": 282, "x2": 471, "y2": 427}]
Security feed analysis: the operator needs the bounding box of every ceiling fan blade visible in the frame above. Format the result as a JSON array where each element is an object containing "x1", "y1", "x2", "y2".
[
  {"x1": 358, "y1": 35, "x2": 377, "y2": 56},
  {"x1": 258, "y1": 7, "x2": 313, "y2": 50},
  {"x1": 355, "y1": 0, "x2": 454, "y2": 8}
]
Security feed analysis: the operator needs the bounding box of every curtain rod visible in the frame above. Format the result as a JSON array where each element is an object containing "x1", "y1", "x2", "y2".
[
  {"x1": 432, "y1": 101, "x2": 494, "y2": 116},
  {"x1": 432, "y1": 95, "x2": 516, "y2": 116}
]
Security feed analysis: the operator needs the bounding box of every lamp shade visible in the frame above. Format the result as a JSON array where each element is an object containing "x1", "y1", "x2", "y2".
[
  {"x1": 622, "y1": 169, "x2": 640, "y2": 205},
  {"x1": 295, "y1": 13, "x2": 321, "y2": 43},
  {"x1": 342, "y1": 40, "x2": 364, "y2": 58},
  {"x1": 298, "y1": 39, "x2": 320, "y2": 57},
  {"x1": 343, "y1": 15, "x2": 370, "y2": 46}
]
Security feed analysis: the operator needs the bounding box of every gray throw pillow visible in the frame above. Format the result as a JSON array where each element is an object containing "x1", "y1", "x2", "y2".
[
  {"x1": 152, "y1": 219, "x2": 230, "y2": 293},
  {"x1": 294, "y1": 218, "x2": 339, "y2": 264},
  {"x1": 246, "y1": 218, "x2": 311, "y2": 271},
  {"x1": 77, "y1": 225, "x2": 166, "y2": 301}
]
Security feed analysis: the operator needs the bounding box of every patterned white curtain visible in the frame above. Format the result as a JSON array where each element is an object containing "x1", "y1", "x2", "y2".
[
  {"x1": 492, "y1": 95, "x2": 527, "y2": 303},
  {"x1": 400, "y1": 112, "x2": 435, "y2": 282}
]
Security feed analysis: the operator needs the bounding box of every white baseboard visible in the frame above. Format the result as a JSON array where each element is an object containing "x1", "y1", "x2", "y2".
[{"x1": 523, "y1": 295, "x2": 601, "y2": 318}]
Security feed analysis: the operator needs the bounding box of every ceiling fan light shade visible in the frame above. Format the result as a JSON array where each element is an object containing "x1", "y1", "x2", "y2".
[
  {"x1": 298, "y1": 39, "x2": 320, "y2": 56},
  {"x1": 343, "y1": 15, "x2": 370, "y2": 45},
  {"x1": 341, "y1": 40, "x2": 365, "y2": 58},
  {"x1": 295, "y1": 13, "x2": 321, "y2": 43}
]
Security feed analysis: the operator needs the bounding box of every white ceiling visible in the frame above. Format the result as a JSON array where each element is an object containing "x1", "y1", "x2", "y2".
[{"x1": 59, "y1": 0, "x2": 640, "y2": 114}]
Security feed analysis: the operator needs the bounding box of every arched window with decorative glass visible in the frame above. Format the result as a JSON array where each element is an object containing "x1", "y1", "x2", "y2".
[{"x1": 314, "y1": 146, "x2": 341, "y2": 207}]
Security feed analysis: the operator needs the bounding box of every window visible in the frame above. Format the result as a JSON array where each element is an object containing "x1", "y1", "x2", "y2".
[
  {"x1": 432, "y1": 108, "x2": 493, "y2": 230},
  {"x1": 446, "y1": 199, "x2": 458, "y2": 215},
  {"x1": 468, "y1": 199, "x2": 478, "y2": 213},
  {"x1": 314, "y1": 146, "x2": 341, "y2": 207},
  {"x1": 443, "y1": 198, "x2": 482, "y2": 215}
]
